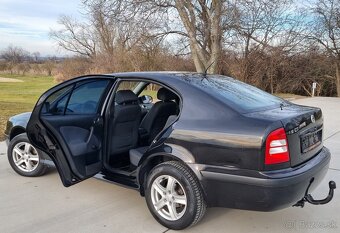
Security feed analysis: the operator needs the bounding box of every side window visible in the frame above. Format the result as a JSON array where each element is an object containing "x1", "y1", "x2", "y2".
[
  {"x1": 116, "y1": 81, "x2": 140, "y2": 92},
  {"x1": 42, "y1": 85, "x2": 72, "y2": 115},
  {"x1": 139, "y1": 83, "x2": 161, "y2": 102},
  {"x1": 42, "y1": 80, "x2": 109, "y2": 115},
  {"x1": 115, "y1": 81, "x2": 161, "y2": 103},
  {"x1": 66, "y1": 80, "x2": 109, "y2": 114}
]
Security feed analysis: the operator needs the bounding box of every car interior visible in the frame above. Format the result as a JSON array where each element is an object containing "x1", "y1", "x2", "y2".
[
  {"x1": 39, "y1": 78, "x2": 180, "y2": 178},
  {"x1": 107, "y1": 81, "x2": 180, "y2": 173}
]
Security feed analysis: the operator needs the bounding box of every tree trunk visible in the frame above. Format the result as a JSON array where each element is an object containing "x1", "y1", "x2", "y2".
[
  {"x1": 175, "y1": 0, "x2": 222, "y2": 74},
  {"x1": 189, "y1": 43, "x2": 206, "y2": 73},
  {"x1": 241, "y1": 36, "x2": 251, "y2": 82},
  {"x1": 336, "y1": 62, "x2": 340, "y2": 97},
  {"x1": 270, "y1": 74, "x2": 274, "y2": 94},
  {"x1": 207, "y1": 0, "x2": 222, "y2": 74}
]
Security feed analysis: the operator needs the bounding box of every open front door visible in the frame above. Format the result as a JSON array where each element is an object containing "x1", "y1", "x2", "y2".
[{"x1": 27, "y1": 76, "x2": 113, "y2": 186}]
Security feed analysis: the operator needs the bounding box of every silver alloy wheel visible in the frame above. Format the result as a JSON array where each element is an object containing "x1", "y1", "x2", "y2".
[
  {"x1": 151, "y1": 175, "x2": 187, "y2": 221},
  {"x1": 12, "y1": 142, "x2": 39, "y2": 172}
]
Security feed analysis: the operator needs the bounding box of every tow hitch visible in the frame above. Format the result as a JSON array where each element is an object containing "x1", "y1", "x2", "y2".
[{"x1": 293, "y1": 179, "x2": 336, "y2": 208}]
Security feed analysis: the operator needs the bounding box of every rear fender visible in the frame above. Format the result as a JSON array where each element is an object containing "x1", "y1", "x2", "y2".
[{"x1": 136, "y1": 143, "x2": 199, "y2": 195}]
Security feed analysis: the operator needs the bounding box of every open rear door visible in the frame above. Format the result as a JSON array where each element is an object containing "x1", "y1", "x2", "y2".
[{"x1": 27, "y1": 76, "x2": 113, "y2": 186}]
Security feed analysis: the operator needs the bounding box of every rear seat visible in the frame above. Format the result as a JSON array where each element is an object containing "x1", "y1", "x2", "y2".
[
  {"x1": 129, "y1": 115, "x2": 178, "y2": 166},
  {"x1": 129, "y1": 146, "x2": 149, "y2": 166}
]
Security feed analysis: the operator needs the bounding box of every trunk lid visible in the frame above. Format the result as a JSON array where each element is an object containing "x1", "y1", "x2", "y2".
[{"x1": 245, "y1": 103, "x2": 323, "y2": 167}]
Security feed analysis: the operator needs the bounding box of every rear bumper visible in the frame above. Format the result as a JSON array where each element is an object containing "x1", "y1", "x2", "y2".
[{"x1": 196, "y1": 146, "x2": 331, "y2": 211}]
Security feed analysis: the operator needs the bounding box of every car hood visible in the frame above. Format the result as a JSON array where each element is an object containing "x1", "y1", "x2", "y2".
[{"x1": 8, "y1": 112, "x2": 32, "y2": 128}]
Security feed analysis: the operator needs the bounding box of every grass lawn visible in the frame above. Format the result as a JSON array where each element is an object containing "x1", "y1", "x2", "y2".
[{"x1": 0, "y1": 74, "x2": 55, "y2": 140}]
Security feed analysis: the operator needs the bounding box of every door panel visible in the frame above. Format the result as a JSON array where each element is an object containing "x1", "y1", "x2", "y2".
[
  {"x1": 27, "y1": 76, "x2": 113, "y2": 186},
  {"x1": 41, "y1": 114, "x2": 103, "y2": 178}
]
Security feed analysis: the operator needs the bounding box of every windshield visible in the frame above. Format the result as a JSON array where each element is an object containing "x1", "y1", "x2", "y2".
[{"x1": 179, "y1": 74, "x2": 285, "y2": 113}]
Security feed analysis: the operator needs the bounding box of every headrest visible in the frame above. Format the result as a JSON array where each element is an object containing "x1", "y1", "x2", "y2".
[
  {"x1": 157, "y1": 88, "x2": 177, "y2": 101},
  {"x1": 115, "y1": 90, "x2": 138, "y2": 105}
]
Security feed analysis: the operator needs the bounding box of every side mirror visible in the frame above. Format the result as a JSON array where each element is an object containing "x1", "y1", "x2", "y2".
[{"x1": 141, "y1": 95, "x2": 153, "y2": 104}]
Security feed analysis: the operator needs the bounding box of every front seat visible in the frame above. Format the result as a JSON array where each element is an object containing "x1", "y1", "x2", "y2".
[
  {"x1": 139, "y1": 88, "x2": 178, "y2": 143},
  {"x1": 110, "y1": 90, "x2": 141, "y2": 156}
]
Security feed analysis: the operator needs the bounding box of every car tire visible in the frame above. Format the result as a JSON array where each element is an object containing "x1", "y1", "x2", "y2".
[
  {"x1": 145, "y1": 161, "x2": 206, "y2": 230},
  {"x1": 7, "y1": 133, "x2": 47, "y2": 177}
]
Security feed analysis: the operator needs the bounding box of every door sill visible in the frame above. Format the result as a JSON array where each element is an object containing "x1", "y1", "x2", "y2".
[{"x1": 94, "y1": 171, "x2": 139, "y2": 189}]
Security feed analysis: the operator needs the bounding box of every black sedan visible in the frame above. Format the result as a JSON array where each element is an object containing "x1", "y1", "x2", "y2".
[{"x1": 4, "y1": 72, "x2": 335, "y2": 230}]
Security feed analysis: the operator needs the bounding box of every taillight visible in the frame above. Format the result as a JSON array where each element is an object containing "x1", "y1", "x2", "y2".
[{"x1": 265, "y1": 127, "x2": 290, "y2": 165}]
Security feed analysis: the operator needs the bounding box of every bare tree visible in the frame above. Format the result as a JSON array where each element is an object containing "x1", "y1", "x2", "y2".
[
  {"x1": 0, "y1": 45, "x2": 29, "y2": 74},
  {"x1": 32, "y1": 52, "x2": 40, "y2": 63},
  {"x1": 309, "y1": 0, "x2": 340, "y2": 96},
  {"x1": 234, "y1": 0, "x2": 306, "y2": 93},
  {"x1": 42, "y1": 58, "x2": 56, "y2": 76},
  {"x1": 1, "y1": 45, "x2": 29, "y2": 63},
  {"x1": 50, "y1": 15, "x2": 97, "y2": 58},
  {"x1": 171, "y1": 0, "x2": 225, "y2": 73},
  {"x1": 17, "y1": 62, "x2": 31, "y2": 75},
  {"x1": 130, "y1": 0, "x2": 233, "y2": 74},
  {"x1": 52, "y1": 0, "x2": 235, "y2": 74},
  {"x1": 47, "y1": 0, "x2": 340, "y2": 97}
]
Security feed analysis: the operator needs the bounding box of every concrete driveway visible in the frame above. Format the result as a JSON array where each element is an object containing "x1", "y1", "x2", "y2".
[{"x1": 0, "y1": 97, "x2": 339, "y2": 233}]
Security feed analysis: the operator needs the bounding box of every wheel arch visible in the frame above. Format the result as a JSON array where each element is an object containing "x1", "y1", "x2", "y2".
[
  {"x1": 9, "y1": 126, "x2": 26, "y2": 140},
  {"x1": 137, "y1": 153, "x2": 180, "y2": 196},
  {"x1": 137, "y1": 146, "x2": 202, "y2": 196}
]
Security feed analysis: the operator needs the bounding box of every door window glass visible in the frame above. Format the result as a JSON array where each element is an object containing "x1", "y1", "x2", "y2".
[
  {"x1": 139, "y1": 83, "x2": 161, "y2": 102},
  {"x1": 42, "y1": 80, "x2": 109, "y2": 115},
  {"x1": 66, "y1": 80, "x2": 110, "y2": 114},
  {"x1": 116, "y1": 81, "x2": 161, "y2": 103},
  {"x1": 42, "y1": 85, "x2": 72, "y2": 115},
  {"x1": 116, "y1": 81, "x2": 140, "y2": 91}
]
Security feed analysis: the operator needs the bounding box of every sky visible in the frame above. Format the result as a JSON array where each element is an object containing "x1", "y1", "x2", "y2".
[
  {"x1": 0, "y1": 0, "x2": 82, "y2": 56},
  {"x1": 0, "y1": 0, "x2": 315, "y2": 57}
]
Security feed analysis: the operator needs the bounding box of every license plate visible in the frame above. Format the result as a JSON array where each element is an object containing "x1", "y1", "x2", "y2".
[{"x1": 301, "y1": 130, "x2": 322, "y2": 153}]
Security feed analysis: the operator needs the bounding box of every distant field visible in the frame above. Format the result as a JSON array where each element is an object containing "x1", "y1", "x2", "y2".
[{"x1": 0, "y1": 74, "x2": 55, "y2": 140}]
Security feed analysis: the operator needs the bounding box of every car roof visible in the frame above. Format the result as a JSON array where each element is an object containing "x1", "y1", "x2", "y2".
[
  {"x1": 109, "y1": 71, "x2": 204, "y2": 82},
  {"x1": 112, "y1": 71, "x2": 194, "y2": 76}
]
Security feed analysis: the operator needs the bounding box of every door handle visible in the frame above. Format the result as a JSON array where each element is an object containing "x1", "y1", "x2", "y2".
[{"x1": 86, "y1": 126, "x2": 94, "y2": 144}]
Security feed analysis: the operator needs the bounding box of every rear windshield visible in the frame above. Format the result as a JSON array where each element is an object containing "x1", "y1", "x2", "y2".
[{"x1": 180, "y1": 74, "x2": 284, "y2": 113}]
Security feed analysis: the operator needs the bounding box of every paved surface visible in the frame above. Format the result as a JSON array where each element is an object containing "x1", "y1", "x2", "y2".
[{"x1": 0, "y1": 97, "x2": 339, "y2": 233}]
